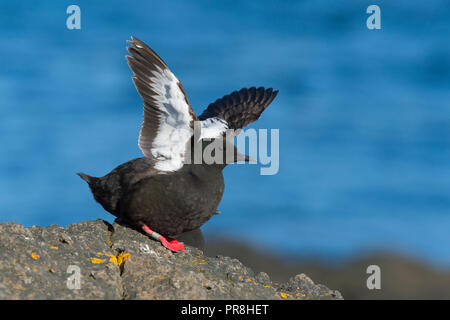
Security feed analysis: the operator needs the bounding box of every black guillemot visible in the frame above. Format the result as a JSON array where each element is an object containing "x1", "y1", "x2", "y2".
[{"x1": 78, "y1": 36, "x2": 278, "y2": 252}]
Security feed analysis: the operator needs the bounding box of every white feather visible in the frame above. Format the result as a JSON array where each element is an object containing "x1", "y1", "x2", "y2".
[
  {"x1": 139, "y1": 66, "x2": 193, "y2": 172},
  {"x1": 199, "y1": 117, "x2": 228, "y2": 140}
]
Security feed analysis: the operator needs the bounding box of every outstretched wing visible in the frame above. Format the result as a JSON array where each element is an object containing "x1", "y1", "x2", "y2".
[
  {"x1": 198, "y1": 87, "x2": 278, "y2": 136},
  {"x1": 126, "y1": 36, "x2": 198, "y2": 172}
]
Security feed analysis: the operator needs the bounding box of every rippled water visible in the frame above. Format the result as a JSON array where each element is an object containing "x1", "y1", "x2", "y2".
[{"x1": 0, "y1": 0, "x2": 449, "y2": 265}]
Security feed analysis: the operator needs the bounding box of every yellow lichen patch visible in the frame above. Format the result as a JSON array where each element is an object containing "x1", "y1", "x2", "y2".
[
  {"x1": 31, "y1": 253, "x2": 40, "y2": 260},
  {"x1": 246, "y1": 279, "x2": 252, "y2": 282},
  {"x1": 194, "y1": 258, "x2": 208, "y2": 265},
  {"x1": 280, "y1": 292, "x2": 291, "y2": 299},
  {"x1": 97, "y1": 252, "x2": 113, "y2": 258},
  {"x1": 113, "y1": 252, "x2": 131, "y2": 267},
  {"x1": 263, "y1": 285, "x2": 271, "y2": 288},
  {"x1": 32, "y1": 268, "x2": 37, "y2": 273},
  {"x1": 49, "y1": 268, "x2": 55, "y2": 273},
  {"x1": 90, "y1": 257, "x2": 106, "y2": 264},
  {"x1": 156, "y1": 275, "x2": 165, "y2": 280},
  {"x1": 49, "y1": 245, "x2": 59, "y2": 250},
  {"x1": 96, "y1": 252, "x2": 131, "y2": 267},
  {"x1": 295, "y1": 292, "x2": 306, "y2": 297}
]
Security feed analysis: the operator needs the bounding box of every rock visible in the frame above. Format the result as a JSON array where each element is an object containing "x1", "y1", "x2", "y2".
[{"x1": 0, "y1": 220, "x2": 342, "y2": 300}]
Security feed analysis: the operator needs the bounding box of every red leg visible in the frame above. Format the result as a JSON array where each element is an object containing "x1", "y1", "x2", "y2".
[{"x1": 142, "y1": 225, "x2": 185, "y2": 252}]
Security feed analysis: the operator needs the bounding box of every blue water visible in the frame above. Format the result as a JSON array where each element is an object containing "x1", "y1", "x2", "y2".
[{"x1": 1, "y1": 1, "x2": 449, "y2": 265}]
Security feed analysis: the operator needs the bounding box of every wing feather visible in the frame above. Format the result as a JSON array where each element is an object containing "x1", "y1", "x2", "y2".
[
  {"x1": 126, "y1": 36, "x2": 198, "y2": 172},
  {"x1": 199, "y1": 87, "x2": 278, "y2": 134}
]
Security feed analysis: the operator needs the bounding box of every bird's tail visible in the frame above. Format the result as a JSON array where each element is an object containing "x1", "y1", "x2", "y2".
[
  {"x1": 76, "y1": 172, "x2": 118, "y2": 216},
  {"x1": 77, "y1": 172, "x2": 96, "y2": 184}
]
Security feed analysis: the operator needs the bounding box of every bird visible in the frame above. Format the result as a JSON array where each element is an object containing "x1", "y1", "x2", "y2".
[{"x1": 78, "y1": 36, "x2": 278, "y2": 252}]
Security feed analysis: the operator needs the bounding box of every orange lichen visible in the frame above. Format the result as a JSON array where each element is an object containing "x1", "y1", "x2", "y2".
[
  {"x1": 49, "y1": 245, "x2": 59, "y2": 250},
  {"x1": 95, "y1": 252, "x2": 131, "y2": 267},
  {"x1": 111, "y1": 252, "x2": 131, "y2": 267},
  {"x1": 280, "y1": 292, "x2": 291, "y2": 298},
  {"x1": 31, "y1": 253, "x2": 39, "y2": 260},
  {"x1": 90, "y1": 257, "x2": 106, "y2": 264}
]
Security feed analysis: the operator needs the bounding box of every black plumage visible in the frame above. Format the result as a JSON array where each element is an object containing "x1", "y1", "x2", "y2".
[{"x1": 78, "y1": 36, "x2": 278, "y2": 251}]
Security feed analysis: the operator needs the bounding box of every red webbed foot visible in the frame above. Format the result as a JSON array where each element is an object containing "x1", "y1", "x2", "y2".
[{"x1": 142, "y1": 225, "x2": 185, "y2": 252}]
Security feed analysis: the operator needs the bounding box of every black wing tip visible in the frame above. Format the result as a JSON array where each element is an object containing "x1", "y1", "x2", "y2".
[
  {"x1": 206, "y1": 86, "x2": 278, "y2": 109},
  {"x1": 261, "y1": 87, "x2": 279, "y2": 99},
  {"x1": 240, "y1": 86, "x2": 278, "y2": 93},
  {"x1": 242, "y1": 86, "x2": 279, "y2": 103}
]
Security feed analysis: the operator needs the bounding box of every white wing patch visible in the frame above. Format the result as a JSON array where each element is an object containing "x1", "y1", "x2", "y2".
[
  {"x1": 138, "y1": 66, "x2": 194, "y2": 172},
  {"x1": 199, "y1": 117, "x2": 229, "y2": 140}
]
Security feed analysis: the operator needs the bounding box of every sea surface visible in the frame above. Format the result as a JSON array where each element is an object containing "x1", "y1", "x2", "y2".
[{"x1": 0, "y1": 1, "x2": 449, "y2": 266}]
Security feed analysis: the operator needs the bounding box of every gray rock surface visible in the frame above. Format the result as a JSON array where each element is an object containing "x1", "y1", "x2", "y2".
[{"x1": 0, "y1": 219, "x2": 342, "y2": 300}]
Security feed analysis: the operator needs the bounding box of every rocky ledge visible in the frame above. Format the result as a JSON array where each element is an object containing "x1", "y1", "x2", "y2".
[{"x1": 0, "y1": 219, "x2": 342, "y2": 299}]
